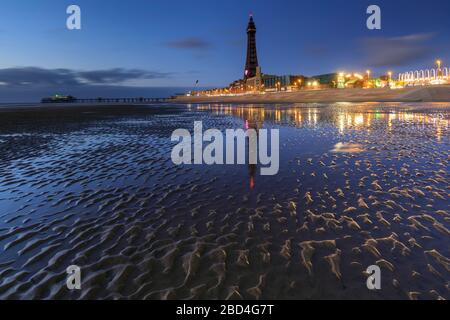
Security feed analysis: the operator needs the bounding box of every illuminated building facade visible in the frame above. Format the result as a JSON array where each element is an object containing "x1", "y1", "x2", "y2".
[
  {"x1": 263, "y1": 74, "x2": 304, "y2": 91},
  {"x1": 246, "y1": 66, "x2": 263, "y2": 91}
]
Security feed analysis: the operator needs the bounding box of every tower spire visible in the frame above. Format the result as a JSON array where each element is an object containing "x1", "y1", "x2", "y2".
[{"x1": 244, "y1": 14, "x2": 259, "y2": 80}]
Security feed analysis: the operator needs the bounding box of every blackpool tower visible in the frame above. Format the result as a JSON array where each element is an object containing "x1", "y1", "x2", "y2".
[{"x1": 244, "y1": 15, "x2": 259, "y2": 80}]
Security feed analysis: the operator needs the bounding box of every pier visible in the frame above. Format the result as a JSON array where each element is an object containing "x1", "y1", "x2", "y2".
[
  {"x1": 74, "y1": 97, "x2": 172, "y2": 103},
  {"x1": 41, "y1": 96, "x2": 173, "y2": 104}
]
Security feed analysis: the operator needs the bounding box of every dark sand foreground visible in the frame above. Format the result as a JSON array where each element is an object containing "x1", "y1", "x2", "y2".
[{"x1": 0, "y1": 102, "x2": 448, "y2": 300}]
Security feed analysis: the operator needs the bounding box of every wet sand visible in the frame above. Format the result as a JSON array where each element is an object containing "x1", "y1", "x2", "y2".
[{"x1": 0, "y1": 102, "x2": 448, "y2": 300}]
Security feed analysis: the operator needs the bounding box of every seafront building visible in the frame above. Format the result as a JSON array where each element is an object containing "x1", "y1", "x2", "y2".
[{"x1": 262, "y1": 74, "x2": 304, "y2": 92}]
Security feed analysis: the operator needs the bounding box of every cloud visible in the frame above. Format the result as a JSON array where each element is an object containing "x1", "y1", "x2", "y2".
[
  {"x1": 164, "y1": 37, "x2": 212, "y2": 50},
  {"x1": 0, "y1": 67, "x2": 78, "y2": 86},
  {"x1": 0, "y1": 67, "x2": 171, "y2": 87},
  {"x1": 360, "y1": 33, "x2": 436, "y2": 67},
  {"x1": 78, "y1": 69, "x2": 171, "y2": 84}
]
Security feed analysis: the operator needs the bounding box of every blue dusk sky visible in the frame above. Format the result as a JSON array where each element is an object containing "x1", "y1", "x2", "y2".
[{"x1": 0, "y1": 0, "x2": 449, "y2": 101}]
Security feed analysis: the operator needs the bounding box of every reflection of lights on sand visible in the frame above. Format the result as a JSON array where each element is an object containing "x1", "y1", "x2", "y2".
[
  {"x1": 275, "y1": 110, "x2": 281, "y2": 122},
  {"x1": 436, "y1": 125, "x2": 442, "y2": 141},
  {"x1": 435, "y1": 118, "x2": 448, "y2": 141},
  {"x1": 339, "y1": 114, "x2": 345, "y2": 133},
  {"x1": 347, "y1": 116, "x2": 352, "y2": 127},
  {"x1": 331, "y1": 142, "x2": 364, "y2": 153},
  {"x1": 355, "y1": 114, "x2": 364, "y2": 126},
  {"x1": 193, "y1": 106, "x2": 446, "y2": 136},
  {"x1": 400, "y1": 113, "x2": 414, "y2": 121},
  {"x1": 366, "y1": 113, "x2": 372, "y2": 128},
  {"x1": 294, "y1": 110, "x2": 302, "y2": 125},
  {"x1": 388, "y1": 113, "x2": 396, "y2": 130}
]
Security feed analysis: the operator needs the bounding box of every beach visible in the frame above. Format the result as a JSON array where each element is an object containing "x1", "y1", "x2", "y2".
[
  {"x1": 0, "y1": 102, "x2": 448, "y2": 300},
  {"x1": 175, "y1": 85, "x2": 450, "y2": 104}
]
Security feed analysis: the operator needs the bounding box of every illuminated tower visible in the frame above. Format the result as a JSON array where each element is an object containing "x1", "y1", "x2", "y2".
[{"x1": 244, "y1": 15, "x2": 259, "y2": 80}]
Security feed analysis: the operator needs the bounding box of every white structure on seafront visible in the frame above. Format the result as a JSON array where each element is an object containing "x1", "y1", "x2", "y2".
[{"x1": 398, "y1": 60, "x2": 449, "y2": 86}]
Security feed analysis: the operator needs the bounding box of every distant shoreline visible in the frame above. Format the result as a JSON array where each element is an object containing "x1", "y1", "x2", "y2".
[{"x1": 1, "y1": 85, "x2": 450, "y2": 107}]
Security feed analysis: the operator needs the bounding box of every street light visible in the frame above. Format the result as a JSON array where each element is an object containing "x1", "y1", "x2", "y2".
[
  {"x1": 436, "y1": 59, "x2": 442, "y2": 79},
  {"x1": 387, "y1": 71, "x2": 393, "y2": 88}
]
